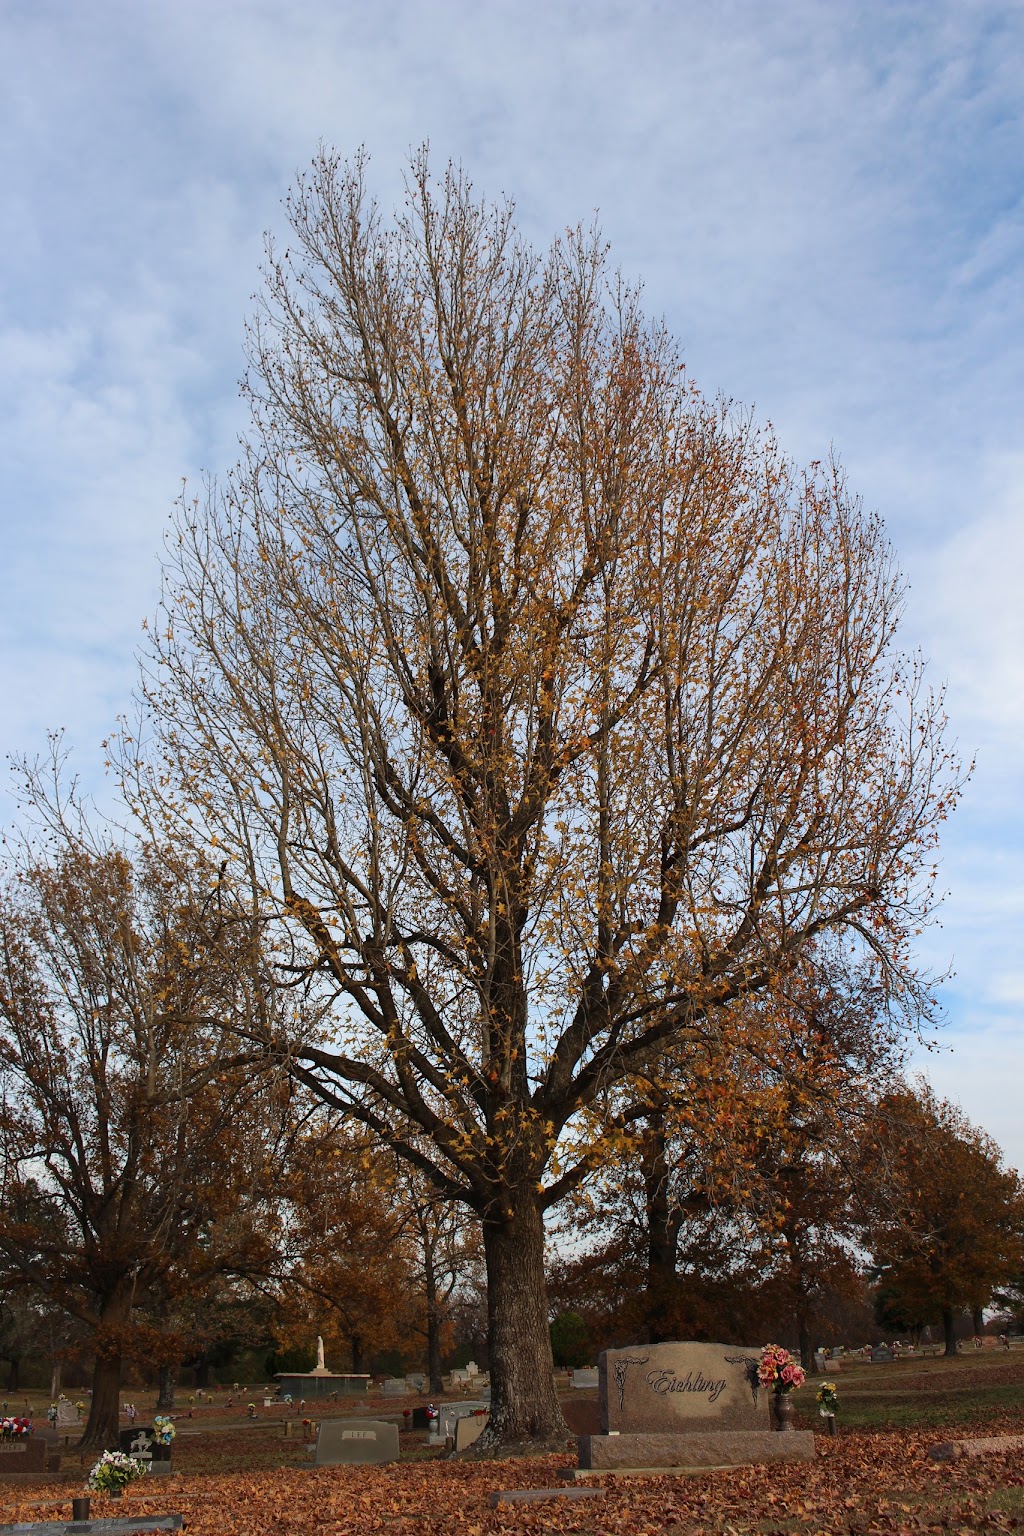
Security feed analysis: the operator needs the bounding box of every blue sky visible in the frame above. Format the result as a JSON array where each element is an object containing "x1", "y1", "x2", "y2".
[{"x1": 2, "y1": 1, "x2": 1022, "y2": 1169}]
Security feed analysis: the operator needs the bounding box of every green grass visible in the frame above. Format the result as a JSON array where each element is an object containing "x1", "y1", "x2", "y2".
[
  {"x1": 823, "y1": 1380, "x2": 1024, "y2": 1430},
  {"x1": 786, "y1": 1349, "x2": 1024, "y2": 1434}
]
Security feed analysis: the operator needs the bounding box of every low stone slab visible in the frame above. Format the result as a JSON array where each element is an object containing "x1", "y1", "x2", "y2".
[
  {"x1": 571, "y1": 1465, "x2": 747, "y2": 1481},
  {"x1": 571, "y1": 1369, "x2": 599, "y2": 1389},
  {"x1": 489, "y1": 1488, "x2": 606, "y2": 1506},
  {"x1": 579, "y1": 1430, "x2": 815, "y2": 1470},
  {"x1": 314, "y1": 1418, "x2": 399, "y2": 1466},
  {"x1": 929, "y1": 1434, "x2": 1024, "y2": 1463},
  {"x1": 0, "y1": 1518, "x2": 182, "y2": 1535}
]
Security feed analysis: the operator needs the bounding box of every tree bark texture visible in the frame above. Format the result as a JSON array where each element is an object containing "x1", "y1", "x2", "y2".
[
  {"x1": 642, "y1": 1113, "x2": 684, "y2": 1345},
  {"x1": 424, "y1": 1244, "x2": 444, "y2": 1396},
  {"x1": 482, "y1": 1198, "x2": 567, "y2": 1445},
  {"x1": 80, "y1": 1349, "x2": 122, "y2": 1451},
  {"x1": 943, "y1": 1305, "x2": 957, "y2": 1357},
  {"x1": 798, "y1": 1313, "x2": 818, "y2": 1375},
  {"x1": 156, "y1": 1363, "x2": 175, "y2": 1410}
]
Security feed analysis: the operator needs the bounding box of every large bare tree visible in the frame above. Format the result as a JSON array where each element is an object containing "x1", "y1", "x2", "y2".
[{"x1": 142, "y1": 150, "x2": 960, "y2": 1444}]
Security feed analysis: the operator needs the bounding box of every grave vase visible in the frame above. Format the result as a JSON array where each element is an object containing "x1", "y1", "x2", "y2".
[{"x1": 772, "y1": 1392, "x2": 795, "y2": 1432}]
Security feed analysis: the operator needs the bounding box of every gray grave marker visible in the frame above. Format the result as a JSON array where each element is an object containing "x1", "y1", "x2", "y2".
[
  {"x1": 453, "y1": 1411, "x2": 489, "y2": 1452},
  {"x1": 313, "y1": 1419, "x2": 399, "y2": 1465},
  {"x1": 571, "y1": 1368, "x2": 599, "y2": 1388},
  {"x1": 428, "y1": 1400, "x2": 490, "y2": 1445},
  {"x1": 600, "y1": 1341, "x2": 768, "y2": 1434},
  {"x1": 576, "y1": 1340, "x2": 814, "y2": 1474}
]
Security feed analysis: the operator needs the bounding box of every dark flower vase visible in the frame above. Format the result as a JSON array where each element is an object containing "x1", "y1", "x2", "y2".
[{"x1": 772, "y1": 1392, "x2": 795, "y2": 1432}]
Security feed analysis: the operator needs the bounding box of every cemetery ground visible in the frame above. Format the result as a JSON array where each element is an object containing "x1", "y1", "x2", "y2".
[{"x1": 1, "y1": 1349, "x2": 1023, "y2": 1535}]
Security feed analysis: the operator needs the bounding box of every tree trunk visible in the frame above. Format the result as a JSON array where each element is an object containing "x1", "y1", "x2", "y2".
[
  {"x1": 792, "y1": 1269, "x2": 817, "y2": 1374},
  {"x1": 6, "y1": 1356, "x2": 20, "y2": 1392},
  {"x1": 50, "y1": 1361, "x2": 62, "y2": 1400},
  {"x1": 424, "y1": 1241, "x2": 444, "y2": 1396},
  {"x1": 80, "y1": 1349, "x2": 122, "y2": 1451},
  {"x1": 156, "y1": 1363, "x2": 175, "y2": 1410},
  {"x1": 80, "y1": 1290, "x2": 132, "y2": 1450},
  {"x1": 798, "y1": 1312, "x2": 816, "y2": 1374},
  {"x1": 641, "y1": 1113, "x2": 683, "y2": 1344},
  {"x1": 942, "y1": 1305, "x2": 957, "y2": 1357},
  {"x1": 350, "y1": 1334, "x2": 363, "y2": 1375},
  {"x1": 481, "y1": 1196, "x2": 567, "y2": 1446},
  {"x1": 195, "y1": 1355, "x2": 210, "y2": 1389},
  {"x1": 972, "y1": 1306, "x2": 984, "y2": 1337}
]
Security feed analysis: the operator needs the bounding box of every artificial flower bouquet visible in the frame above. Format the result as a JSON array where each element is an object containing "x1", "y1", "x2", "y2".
[
  {"x1": 816, "y1": 1380, "x2": 839, "y2": 1416},
  {"x1": 758, "y1": 1343, "x2": 806, "y2": 1394},
  {"x1": 152, "y1": 1415, "x2": 175, "y2": 1446},
  {"x1": 0, "y1": 1416, "x2": 31, "y2": 1439},
  {"x1": 87, "y1": 1449, "x2": 149, "y2": 1494}
]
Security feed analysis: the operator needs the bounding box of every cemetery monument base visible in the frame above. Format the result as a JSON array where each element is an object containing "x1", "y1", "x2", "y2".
[
  {"x1": 577, "y1": 1427, "x2": 815, "y2": 1471},
  {"x1": 576, "y1": 1341, "x2": 815, "y2": 1473},
  {"x1": 275, "y1": 1372, "x2": 370, "y2": 1398}
]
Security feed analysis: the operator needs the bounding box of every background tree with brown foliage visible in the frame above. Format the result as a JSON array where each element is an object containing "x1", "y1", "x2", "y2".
[
  {"x1": 0, "y1": 755, "x2": 282, "y2": 1448},
  {"x1": 274, "y1": 1121, "x2": 418, "y2": 1375},
  {"x1": 550, "y1": 948, "x2": 889, "y2": 1362},
  {"x1": 859, "y1": 1083, "x2": 1024, "y2": 1356},
  {"x1": 141, "y1": 149, "x2": 960, "y2": 1445}
]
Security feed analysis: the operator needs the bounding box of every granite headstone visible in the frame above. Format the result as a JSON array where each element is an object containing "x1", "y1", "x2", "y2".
[
  {"x1": 313, "y1": 1418, "x2": 399, "y2": 1466},
  {"x1": 599, "y1": 1341, "x2": 768, "y2": 1434}
]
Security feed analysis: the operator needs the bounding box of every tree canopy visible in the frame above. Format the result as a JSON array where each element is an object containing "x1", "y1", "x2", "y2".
[
  {"x1": 859, "y1": 1083, "x2": 1024, "y2": 1356},
  {"x1": 136, "y1": 149, "x2": 960, "y2": 1442},
  {"x1": 0, "y1": 756, "x2": 282, "y2": 1445}
]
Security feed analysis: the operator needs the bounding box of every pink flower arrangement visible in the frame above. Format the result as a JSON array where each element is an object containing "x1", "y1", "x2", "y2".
[{"x1": 758, "y1": 1343, "x2": 806, "y2": 1394}]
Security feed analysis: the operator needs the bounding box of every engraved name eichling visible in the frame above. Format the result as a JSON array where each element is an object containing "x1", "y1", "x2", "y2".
[{"x1": 643, "y1": 1368, "x2": 728, "y2": 1402}]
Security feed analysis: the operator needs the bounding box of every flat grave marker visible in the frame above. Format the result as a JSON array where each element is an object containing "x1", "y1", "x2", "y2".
[{"x1": 0, "y1": 1518, "x2": 181, "y2": 1535}]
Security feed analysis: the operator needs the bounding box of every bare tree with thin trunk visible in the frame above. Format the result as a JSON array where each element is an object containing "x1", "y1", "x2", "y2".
[
  {"x1": 0, "y1": 753, "x2": 280, "y2": 1449},
  {"x1": 141, "y1": 149, "x2": 961, "y2": 1447}
]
